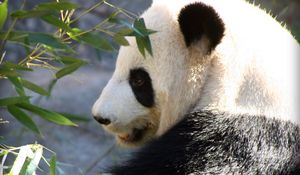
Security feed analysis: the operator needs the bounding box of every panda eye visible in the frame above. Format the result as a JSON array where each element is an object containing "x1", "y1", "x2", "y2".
[
  {"x1": 132, "y1": 78, "x2": 145, "y2": 87},
  {"x1": 129, "y1": 68, "x2": 154, "y2": 107}
]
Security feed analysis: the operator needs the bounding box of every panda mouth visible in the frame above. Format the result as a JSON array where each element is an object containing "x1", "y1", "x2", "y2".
[{"x1": 117, "y1": 127, "x2": 148, "y2": 143}]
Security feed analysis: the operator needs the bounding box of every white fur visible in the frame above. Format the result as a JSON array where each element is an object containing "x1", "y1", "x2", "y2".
[{"x1": 92, "y1": 0, "x2": 300, "y2": 145}]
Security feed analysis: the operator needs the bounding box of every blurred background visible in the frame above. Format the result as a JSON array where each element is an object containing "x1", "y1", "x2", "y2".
[{"x1": 0, "y1": 0, "x2": 299, "y2": 174}]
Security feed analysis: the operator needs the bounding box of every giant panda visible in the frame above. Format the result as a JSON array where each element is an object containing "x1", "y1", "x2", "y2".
[{"x1": 92, "y1": 0, "x2": 300, "y2": 174}]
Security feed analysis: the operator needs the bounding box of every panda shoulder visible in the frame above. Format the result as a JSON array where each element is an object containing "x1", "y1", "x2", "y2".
[{"x1": 111, "y1": 111, "x2": 300, "y2": 175}]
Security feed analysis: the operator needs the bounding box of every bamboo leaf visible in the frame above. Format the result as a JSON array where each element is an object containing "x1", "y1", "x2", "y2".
[
  {"x1": 3, "y1": 62, "x2": 33, "y2": 71},
  {"x1": 133, "y1": 18, "x2": 154, "y2": 56},
  {"x1": 0, "y1": 0, "x2": 8, "y2": 29},
  {"x1": 24, "y1": 36, "x2": 31, "y2": 54},
  {"x1": 116, "y1": 28, "x2": 134, "y2": 36},
  {"x1": 56, "y1": 56, "x2": 86, "y2": 65},
  {"x1": 24, "y1": 145, "x2": 43, "y2": 175},
  {"x1": 133, "y1": 18, "x2": 157, "y2": 36},
  {"x1": 28, "y1": 33, "x2": 68, "y2": 50},
  {"x1": 11, "y1": 10, "x2": 53, "y2": 19},
  {"x1": 47, "y1": 79, "x2": 57, "y2": 96},
  {"x1": 7, "y1": 105, "x2": 41, "y2": 134},
  {"x1": 0, "y1": 150, "x2": 9, "y2": 157},
  {"x1": 20, "y1": 79, "x2": 49, "y2": 96},
  {"x1": 0, "y1": 31, "x2": 28, "y2": 43},
  {"x1": 59, "y1": 113, "x2": 90, "y2": 122},
  {"x1": 0, "y1": 96, "x2": 30, "y2": 106},
  {"x1": 109, "y1": 18, "x2": 144, "y2": 36},
  {"x1": 0, "y1": 67, "x2": 19, "y2": 77},
  {"x1": 69, "y1": 29, "x2": 114, "y2": 51},
  {"x1": 16, "y1": 103, "x2": 77, "y2": 126},
  {"x1": 41, "y1": 15, "x2": 71, "y2": 31},
  {"x1": 55, "y1": 61, "x2": 86, "y2": 79},
  {"x1": 36, "y1": 2, "x2": 79, "y2": 11},
  {"x1": 10, "y1": 145, "x2": 31, "y2": 175},
  {"x1": 143, "y1": 35, "x2": 153, "y2": 56},
  {"x1": 50, "y1": 155, "x2": 56, "y2": 175},
  {"x1": 11, "y1": 2, "x2": 78, "y2": 19},
  {"x1": 110, "y1": 18, "x2": 155, "y2": 57},
  {"x1": 8, "y1": 76, "x2": 26, "y2": 97},
  {"x1": 18, "y1": 158, "x2": 31, "y2": 175},
  {"x1": 113, "y1": 34, "x2": 129, "y2": 46},
  {"x1": 135, "y1": 36, "x2": 146, "y2": 57},
  {"x1": 0, "y1": 31, "x2": 70, "y2": 51}
]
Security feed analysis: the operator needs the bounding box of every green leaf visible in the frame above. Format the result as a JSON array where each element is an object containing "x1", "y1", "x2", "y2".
[
  {"x1": 133, "y1": 18, "x2": 157, "y2": 36},
  {"x1": 66, "y1": 28, "x2": 81, "y2": 40},
  {"x1": 0, "y1": 31, "x2": 28, "y2": 43},
  {"x1": 7, "y1": 105, "x2": 41, "y2": 134},
  {"x1": 0, "y1": 150, "x2": 8, "y2": 157},
  {"x1": 135, "y1": 36, "x2": 145, "y2": 57},
  {"x1": 20, "y1": 79, "x2": 49, "y2": 96},
  {"x1": 0, "y1": 63, "x2": 31, "y2": 79},
  {"x1": 116, "y1": 28, "x2": 134, "y2": 36},
  {"x1": 109, "y1": 18, "x2": 143, "y2": 36},
  {"x1": 0, "y1": 96, "x2": 30, "y2": 106},
  {"x1": 134, "y1": 34, "x2": 153, "y2": 57},
  {"x1": 11, "y1": 10, "x2": 53, "y2": 19},
  {"x1": 142, "y1": 35, "x2": 153, "y2": 56},
  {"x1": 10, "y1": 2, "x2": 78, "y2": 19},
  {"x1": 133, "y1": 18, "x2": 154, "y2": 56},
  {"x1": 47, "y1": 79, "x2": 57, "y2": 96},
  {"x1": 36, "y1": 2, "x2": 79, "y2": 11},
  {"x1": 25, "y1": 145, "x2": 43, "y2": 175},
  {"x1": 41, "y1": 15, "x2": 71, "y2": 31},
  {"x1": 0, "y1": 31, "x2": 69, "y2": 51},
  {"x1": 113, "y1": 34, "x2": 129, "y2": 46},
  {"x1": 0, "y1": 67, "x2": 19, "y2": 77},
  {"x1": 8, "y1": 76, "x2": 26, "y2": 97},
  {"x1": 59, "y1": 113, "x2": 90, "y2": 122},
  {"x1": 106, "y1": 11, "x2": 121, "y2": 22},
  {"x1": 55, "y1": 61, "x2": 86, "y2": 79},
  {"x1": 28, "y1": 33, "x2": 69, "y2": 50},
  {"x1": 109, "y1": 18, "x2": 155, "y2": 57},
  {"x1": 81, "y1": 32, "x2": 114, "y2": 51},
  {"x1": 69, "y1": 29, "x2": 114, "y2": 51},
  {"x1": 18, "y1": 158, "x2": 31, "y2": 175},
  {"x1": 16, "y1": 103, "x2": 77, "y2": 126},
  {"x1": 3, "y1": 62, "x2": 33, "y2": 71},
  {"x1": 0, "y1": 0, "x2": 8, "y2": 29},
  {"x1": 24, "y1": 36, "x2": 31, "y2": 54},
  {"x1": 10, "y1": 145, "x2": 31, "y2": 175},
  {"x1": 56, "y1": 56, "x2": 86, "y2": 65},
  {"x1": 50, "y1": 155, "x2": 57, "y2": 175}
]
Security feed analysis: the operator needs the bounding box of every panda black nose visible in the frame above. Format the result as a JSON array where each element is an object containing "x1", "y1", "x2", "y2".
[{"x1": 93, "y1": 115, "x2": 111, "y2": 125}]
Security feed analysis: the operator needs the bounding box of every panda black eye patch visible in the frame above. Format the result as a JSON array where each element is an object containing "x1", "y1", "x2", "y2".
[{"x1": 129, "y1": 68, "x2": 154, "y2": 108}]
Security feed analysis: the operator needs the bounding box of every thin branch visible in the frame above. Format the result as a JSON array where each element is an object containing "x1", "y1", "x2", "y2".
[
  {"x1": 83, "y1": 143, "x2": 116, "y2": 174},
  {"x1": 70, "y1": 0, "x2": 106, "y2": 24}
]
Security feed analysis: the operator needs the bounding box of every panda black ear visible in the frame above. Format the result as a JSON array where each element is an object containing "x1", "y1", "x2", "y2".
[{"x1": 178, "y1": 2, "x2": 225, "y2": 52}]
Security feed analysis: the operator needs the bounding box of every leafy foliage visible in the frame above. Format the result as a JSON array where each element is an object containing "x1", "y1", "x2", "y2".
[
  {"x1": 0, "y1": 144, "x2": 56, "y2": 175},
  {"x1": 0, "y1": 0, "x2": 8, "y2": 29},
  {"x1": 0, "y1": 0, "x2": 155, "y2": 174}
]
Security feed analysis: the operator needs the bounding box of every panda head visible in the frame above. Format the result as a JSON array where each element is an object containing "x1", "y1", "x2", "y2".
[{"x1": 92, "y1": 1, "x2": 225, "y2": 147}]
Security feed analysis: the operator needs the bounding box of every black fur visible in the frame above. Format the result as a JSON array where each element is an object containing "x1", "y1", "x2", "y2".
[
  {"x1": 290, "y1": 158, "x2": 300, "y2": 175},
  {"x1": 129, "y1": 68, "x2": 154, "y2": 107},
  {"x1": 178, "y1": 2, "x2": 225, "y2": 52},
  {"x1": 111, "y1": 111, "x2": 300, "y2": 175}
]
